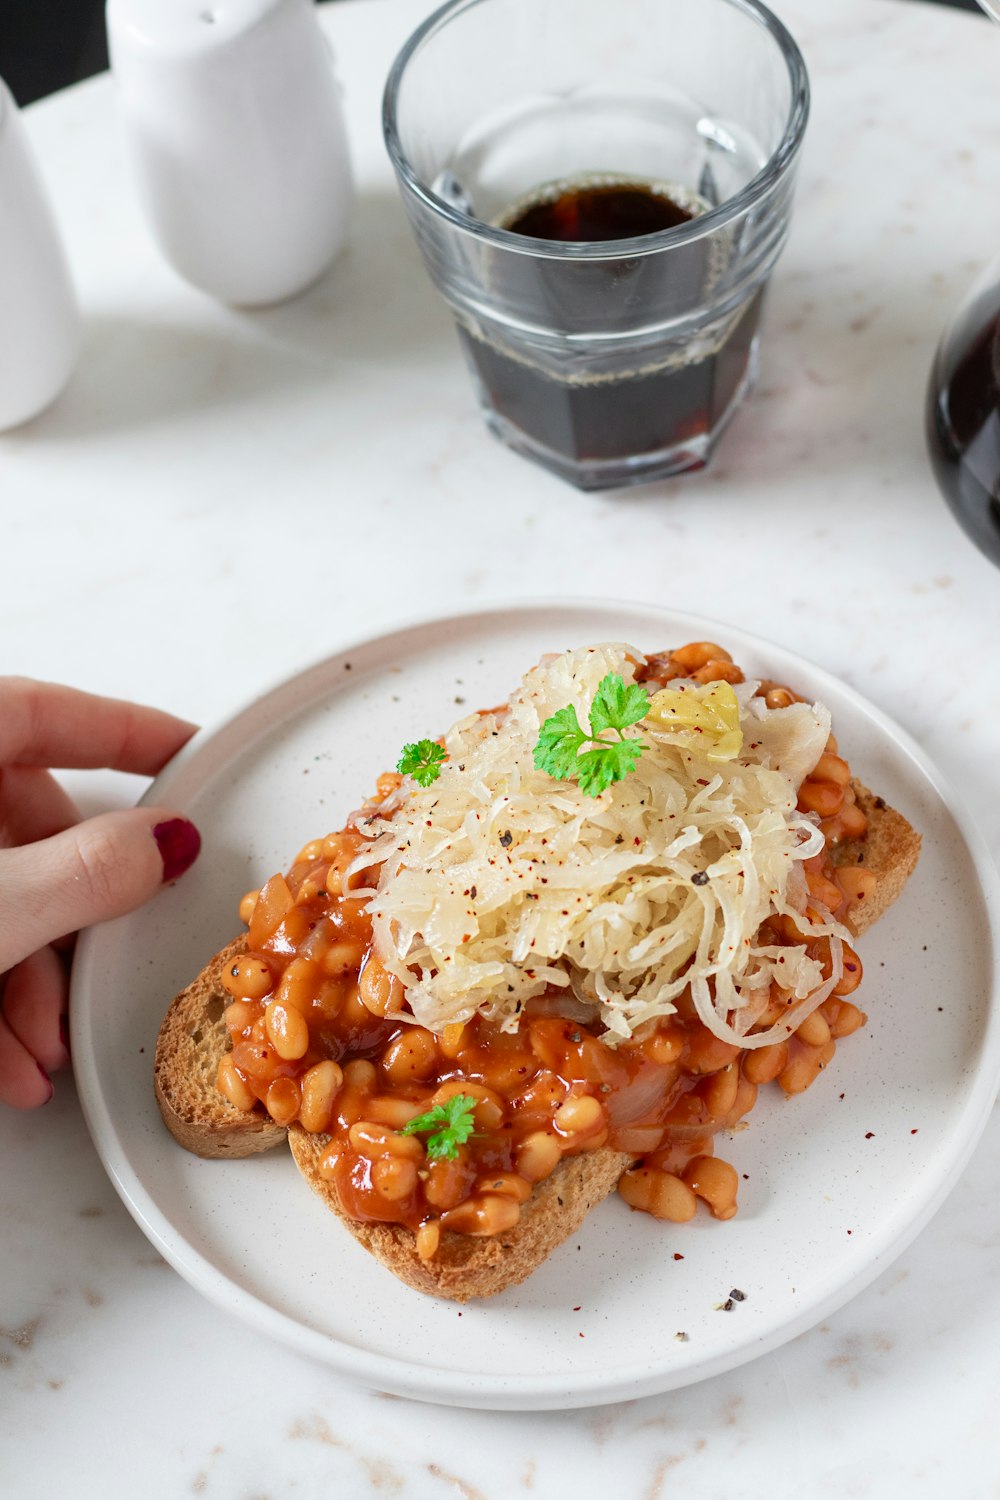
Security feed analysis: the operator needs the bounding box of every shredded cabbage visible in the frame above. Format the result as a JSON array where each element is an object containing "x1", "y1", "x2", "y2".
[{"x1": 353, "y1": 644, "x2": 851, "y2": 1049}]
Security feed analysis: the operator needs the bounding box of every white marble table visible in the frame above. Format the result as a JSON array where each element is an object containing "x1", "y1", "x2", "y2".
[{"x1": 3, "y1": 0, "x2": 1000, "y2": 1493}]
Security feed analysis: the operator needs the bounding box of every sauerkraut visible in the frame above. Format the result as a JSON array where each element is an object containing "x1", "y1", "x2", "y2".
[{"x1": 351, "y1": 644, "x2": 851, "y2": 1049}]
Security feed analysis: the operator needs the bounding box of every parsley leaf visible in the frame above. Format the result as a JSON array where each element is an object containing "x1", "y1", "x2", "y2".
[
  {"x1": 532, "y1": 703, "x2": 588, "y2": 779},
  {"x1": 589, "y1": 675, "x2": 650, "y2": 736},
  {"x1": 575, "y1": 737, "x2": 644, "y2": 796},
  {"x1": 397, "y1": 738, "x2": 447, "y2": 787},
  {"x1": 534, "y1": 672, "x2": 649, "y2": 797},
  {"x1": 401, "y1": 1094, "x2": 477, "y2": 1159}
]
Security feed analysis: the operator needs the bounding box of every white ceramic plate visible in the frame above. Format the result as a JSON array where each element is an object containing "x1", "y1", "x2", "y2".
[{"x1": 71, "y1": 602, "x2": 1000, "y2": 1410}]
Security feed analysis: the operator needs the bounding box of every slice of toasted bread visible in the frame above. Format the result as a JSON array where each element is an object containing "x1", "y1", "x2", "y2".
[
  {"x1": 154, "y1": 936, "x2": 288, "y2": 1159},
  {"x1": 153, "y1": 789, "x2": 919, "y2": 1297},
  {"x1": 288, "y1": 1126, "x2": 633, "y2": 1302},
  {"x1": 835, "y1": 780, "x2": 922, "y2": 937}
]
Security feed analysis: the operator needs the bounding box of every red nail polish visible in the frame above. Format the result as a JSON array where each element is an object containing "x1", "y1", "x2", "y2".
[
  {"x1": 37, "y1": 1062, "x2": 54, "y2": 1101},
  {"x1": 153, "y1": 818, "x2": 202, "y2": 883}
]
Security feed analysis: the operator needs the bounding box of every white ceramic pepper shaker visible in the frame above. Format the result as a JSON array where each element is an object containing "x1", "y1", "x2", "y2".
[
  {"x1": 0, "y1": 78, "x2": 80, "y2": 431},
  {"x1": 106, "y1": 0, "x2": 353, "y2": 307}
]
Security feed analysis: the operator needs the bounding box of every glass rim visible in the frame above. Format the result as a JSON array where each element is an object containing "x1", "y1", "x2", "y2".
[{"x1": 382, "y1": 0, "x2": 810, "y2": 261}]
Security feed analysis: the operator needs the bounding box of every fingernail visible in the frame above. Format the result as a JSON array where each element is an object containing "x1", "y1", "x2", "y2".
[
  {"x1": 153, "y1": 818, "x2": 202, "y2": 883},
  {"x1": 37, "y1": 1062, "x2": 54, "y2": 1102},
  {"x1": 59, "y1": 1014, "x2": 70, "y2": 1054}
]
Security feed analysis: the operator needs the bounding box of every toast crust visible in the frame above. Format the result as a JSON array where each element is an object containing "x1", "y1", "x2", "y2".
[
  {"x1": 154, "y1": 936, "x2": 288, "y2": 1160},
  {"x1": 153, "y1": 788, "x2": 920, "y2": 1295},
  {"x1": 288, "y1": 1125, "x2": 632, "y2": 1302},
  {"x1": 836, "y1": 781, "x2": 922, "y2": 937}
]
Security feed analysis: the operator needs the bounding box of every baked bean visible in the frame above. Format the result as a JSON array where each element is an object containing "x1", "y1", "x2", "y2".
[
  {"x1": 765, "y1": 687, "x2": 795, "y2": 709},
  {"x1": 294, "y1": 838, "x2": 326, "y2": 863},
  {"x1": 216, "y1": 1054, "x2": 256, "y2": 1112},
  {"x1": 432, "y1": 1079, "x2": 505, "y2": 1132},
  {"x1": 348, "y1": 1121, "x2": 423, "y2": 1159},
  {"x1": 826, "y1": 1000, "x2": 866, "y2": 1038},
  {"x1": 223, "y1": 999, "x2": 260, "y2": 1035},
  {"x1": 692, "y1": 659, "x2": 744, "y2": 685},
  {"x1": 221, "y1": 953, "x2": 274, "y2": 1002},
  {"x1": 318, "y1": 1148, "x2": 340, "y2": 1182},
  {"x1": 322, "y1": 832, "x2": 365, "y2": 896},
  {"x1": 618, "y1": 1167, "x2": 697, "y2": 1222},
  {"x1": 342, "y1": 1059, "x2": 377, "y2": 1091},
  {"x1": 729, "y1": 1073, "x2": 758, "y2": 1123},
  {"x1": 795, "y1": 1008, "x2": 831, "y2": 1048},
  {"x1": 778, "y1": 1037, "x2": 836, "y2": 1094},
  {"x1": 615, "y1": 1124, "x2": 667, "y2": 1156},
  {"x1": 806, "y1": 867, "x2": 844, "y2": 912},
  {"x1": 247, "y1": 873, "x2": 295, "y2": 948},
  {"x1": 265, "y1": 1076, "x2": 301, "y2": 1125},
  {"x1": 834, "y1": 944, "x2": 863, "y2": 996},
  {"x1": 416, "y1": 1219, "x2": 440, "y2": 1262},
  {"x1": 702, "y1": 1062, "x2": 739, "y2": 1119},
  {"x1": 835, "y1": 866, "x2": 878, "y2": 918},
  {"x1": 264, "y1": 1001, "x2": 309, "y2": 1061},
  {"x1": 742, "y1": 1041, "x2": 789, "y2": 1085},
  {"x1": 683, "y1": 1155, "x2": 738, "y2": 1220},
  {"x1": 339, "y1": 983, "x2": 377, "y2": 1033},
  {"x1": 812, "y1": 752, "x2": 851, "y2": 787},
  {"x1": 299, "y1": 1060, "x2": 343, "y2": 1133},
  {"x1": 424, "y1": 1153, "x2": 474, "y2": 1210},
  {"x1": 438, "y1": 1023, "x2": 466, "y2": 1059},
  {"x1": 685, "y1": 1026, "x2": 741, "y2": 1075},
  {"x1": 798, "y1": 780, "x2": 845, "y2": 819},
  {"x1": 274, "y1": 957, "x2": 319, "y2": 1014},
  {"x1": 642, "y1": 1029, "x2": 684, "y2": 1065},
  {"x1": 372, "y1": 1157, "x2": 418, "y2": 1202},
  {"x1": 366, "y1": 1095, "x2": 426, "y2": 1129},
  {"x1": 381, "y1": 1028, "x2": 439, "y2": 1084},
  {"x1": 358, "y1": 954, "x2": 404, "y2": 1016},
  {"x1": 440, "y1": 1194, "x2": 521, "y2": 1237},
  {"x1": 238, "y1": 889, "x2": 259, "y2": 926},
  {"x1": 554, "y1": 1094, "x2": 604, "y2": 1135},
  {"x1": 671, "y1": 641, "x2": 732, "y2": 671},
  {"x1": 836, "y1": 799, "x2": 868, "y2": 841},
  {"x1": 516, "y1": 1131, "x2": 563, "y2": 1183},
  {"x1": 375, "y1": 772, "x2": 403, "y2": 799},
  {"x1": 475, "y1": 1173, "x2": 532, "y2": 1204},
  {"x1": 321, "y1": 940, "x2": 366, "y2": 977}
]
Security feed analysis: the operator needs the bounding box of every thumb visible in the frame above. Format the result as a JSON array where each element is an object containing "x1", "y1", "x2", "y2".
[{"x1": 0, "y1": 810, "x2": 201, "y2": 973}]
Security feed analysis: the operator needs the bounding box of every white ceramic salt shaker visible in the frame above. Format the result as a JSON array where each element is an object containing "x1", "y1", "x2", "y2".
[
  {"x1": 106, "y1": 0, "x2": 353, "y2": 307},
  {"x1": 0, "y1": 79, "x2": 80, "y2": 431}
]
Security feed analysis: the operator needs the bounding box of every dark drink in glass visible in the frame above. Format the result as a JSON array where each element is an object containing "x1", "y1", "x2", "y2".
[
  {"x1": 454, "y1": 179, "x2": 768, "y2": 478},
  {"x1": 926, "y1": 268, "x2": 1000, "y2": 567}
]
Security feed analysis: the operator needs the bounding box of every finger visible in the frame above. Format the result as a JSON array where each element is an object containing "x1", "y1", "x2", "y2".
[
  {"x1": 2, "y1": 945, "x2": 70, "y2": 1075},
  {"x1": 0, "y1": 808, "x2": 201, "y2": 972},
  {"x1": 0, "y1": 1011, "x2": 52, "y2": 1108},
  {"x1": 0, "y1": 766, "x2": 80, "y2": 847},
  {"x1": 0, "y1": 678, "x2": 197, "y2": 774}
]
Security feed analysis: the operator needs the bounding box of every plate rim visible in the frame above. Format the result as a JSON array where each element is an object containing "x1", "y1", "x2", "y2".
[{"x1": 70, "y1": 597, "x2": 1000, "y2": 1409}]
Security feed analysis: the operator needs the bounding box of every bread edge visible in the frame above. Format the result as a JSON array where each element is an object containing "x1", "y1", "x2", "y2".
[
  {"x1": 153, "y1": 935, "x2": 288, "y2": 1160},
  {"x1": 287, "y1": 1124, "x2": 633, "y2": 1303},
  {"x1": 835, "y1": 779, "x2": 922, "y2": 937}
]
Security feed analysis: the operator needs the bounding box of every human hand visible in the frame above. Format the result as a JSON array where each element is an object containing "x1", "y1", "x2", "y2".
[{"x1": 0, "y1": 678, "x2": 200, "y2": 1108}]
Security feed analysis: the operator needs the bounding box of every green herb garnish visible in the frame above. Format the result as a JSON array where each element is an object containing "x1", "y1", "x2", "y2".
[
  {"x1": 533, "y1": 672, "x2": 650, "y2": 796},
  {"x1": 401, "y1": 1094, "x2": 477, "y2": 1159},
  {"x1": 397, "y1": 738, "x2": 447, "y2": 787}
]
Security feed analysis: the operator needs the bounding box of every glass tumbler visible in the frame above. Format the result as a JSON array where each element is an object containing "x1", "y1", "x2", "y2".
[{"x1": 383, "y1": 0, "x2": 809, "y2": 491}]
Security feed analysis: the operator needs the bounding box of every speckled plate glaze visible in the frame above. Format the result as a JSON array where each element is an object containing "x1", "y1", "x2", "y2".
[{"x1": 71, "y1": 602, "x2": 1000, "y2": 1410}]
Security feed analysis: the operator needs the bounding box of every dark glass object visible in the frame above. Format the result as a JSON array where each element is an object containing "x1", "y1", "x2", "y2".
[{"x1": 926, "y1": 268, "x2": 1000, "y2": 566}]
